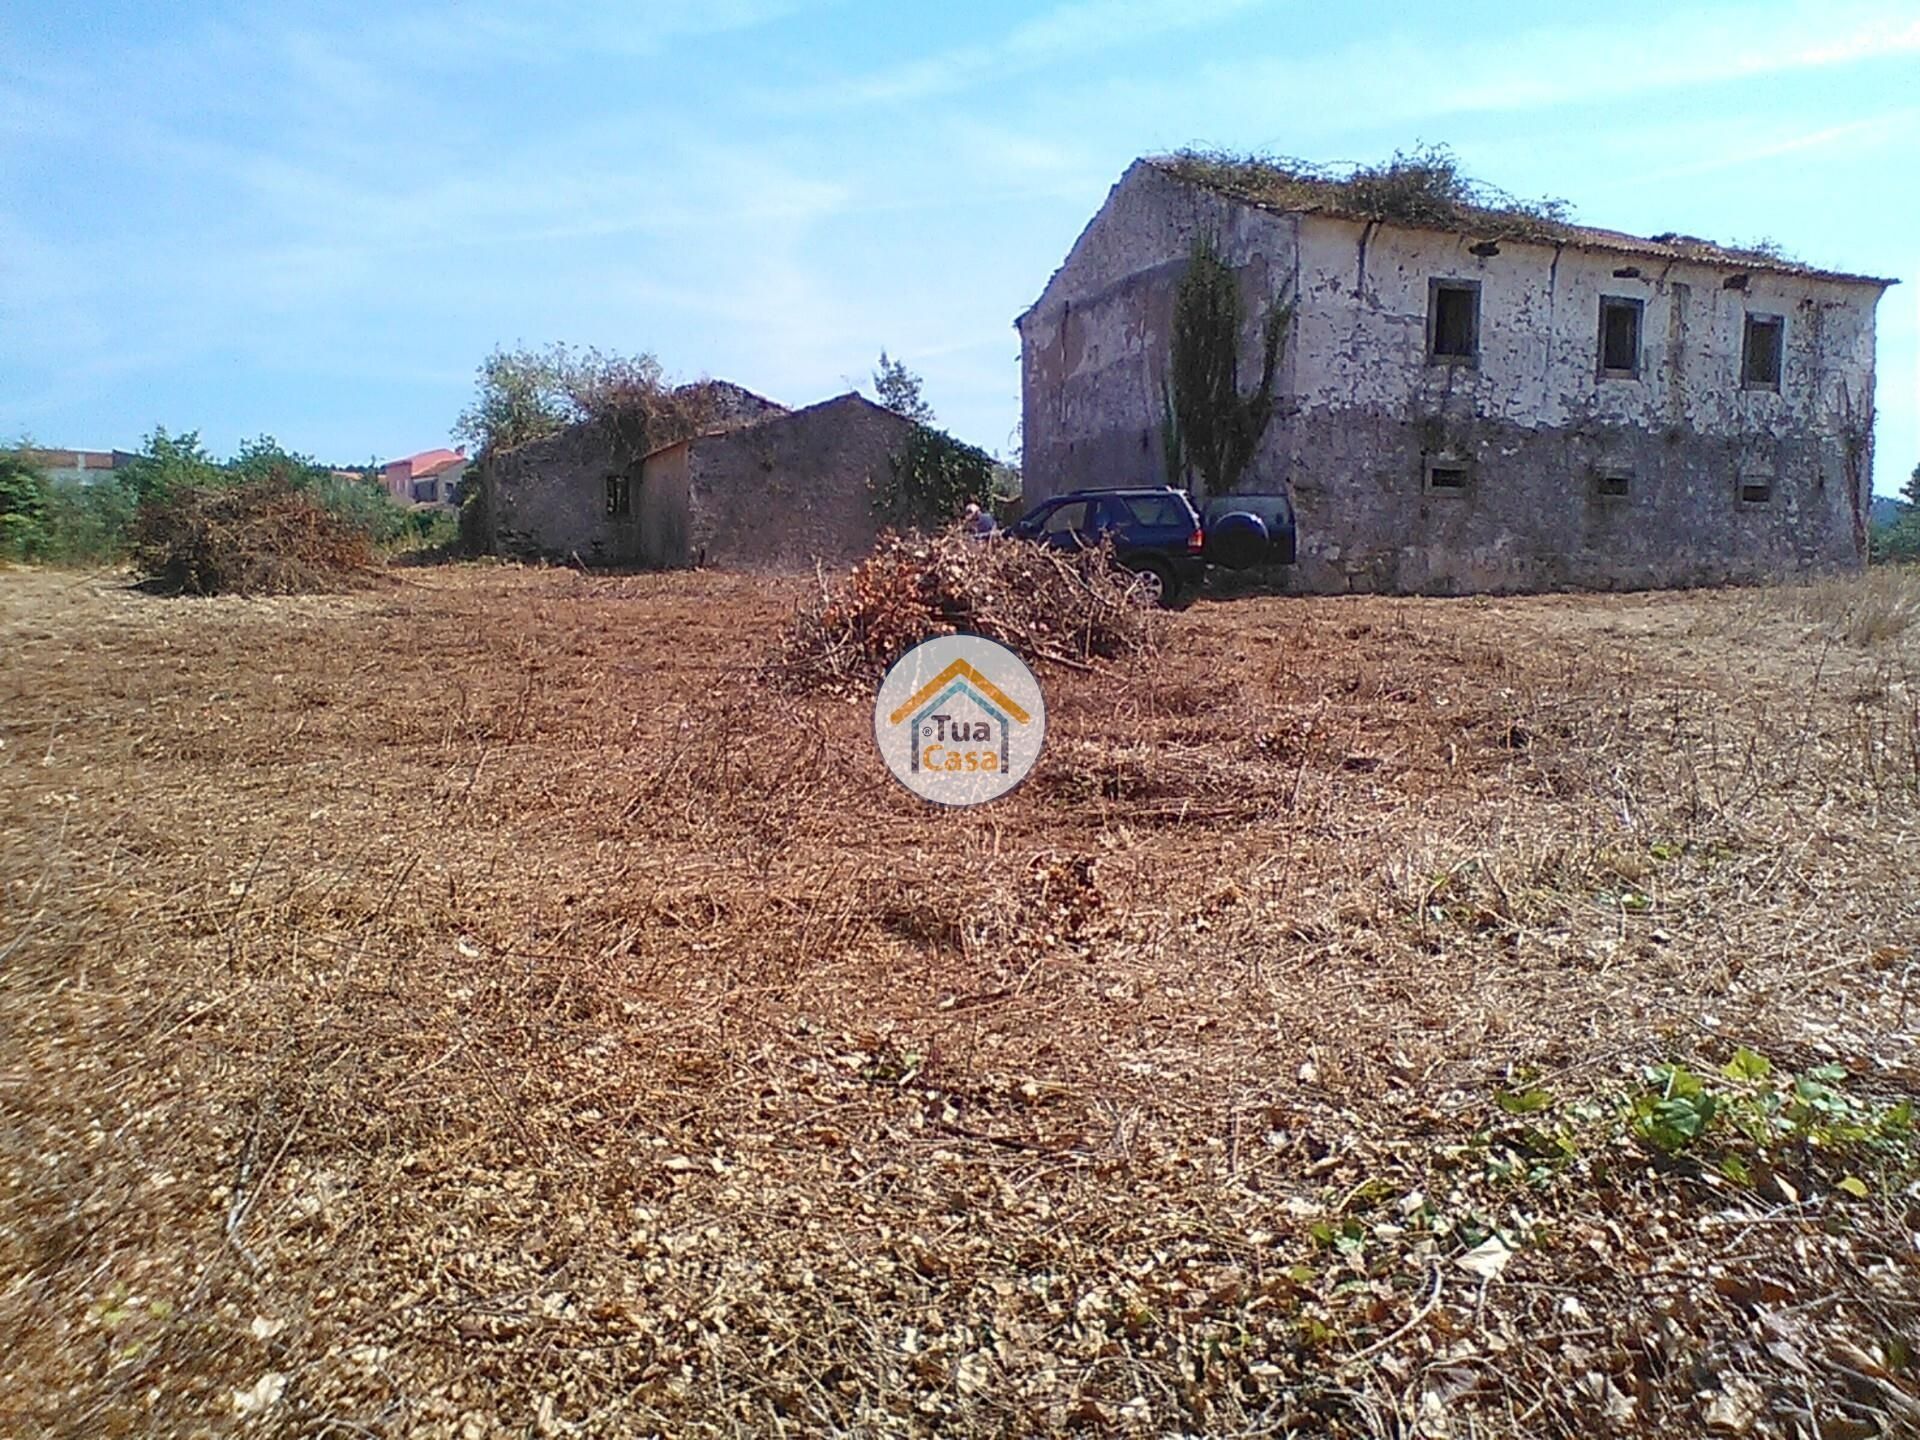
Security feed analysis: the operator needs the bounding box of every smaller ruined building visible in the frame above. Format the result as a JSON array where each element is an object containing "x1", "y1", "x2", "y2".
[
  {"x1": 479, "y1": 391, "x2": 915, "y2": 568},
  {"x1": 1019, "y1": 155, "x2": 1897, "y2": 594}
]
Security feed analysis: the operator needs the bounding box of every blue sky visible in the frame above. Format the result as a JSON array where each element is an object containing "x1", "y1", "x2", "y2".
[{"x1": 2, "y1": 0, "x2": 1915, "y2": 491}]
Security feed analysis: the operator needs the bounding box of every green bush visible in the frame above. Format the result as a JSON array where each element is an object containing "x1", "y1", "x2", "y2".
[
  {"x1": 873, "y1": 424, "x2": 995, "y2": 529},
  {"x1": 1871, "y1": 513, "x2": 1920, "y2": 564},
  {"x1": 0, "y1": 432, "x2": 437, "y2": 568},
  {"x1": 0, "y1": 452, "x2": 51, "y2": 560},
  {"x1": 39, "y1": 478, "x2": 139, "y2": 565}
]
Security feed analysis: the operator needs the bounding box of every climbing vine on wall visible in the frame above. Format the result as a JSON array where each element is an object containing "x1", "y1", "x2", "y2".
[
  {"x1": 1162, "y1": 233, "x2": 1292, "y2": 501},
  {"x1": 874, "y1": 425, "x2": 995, "y2": 529}
]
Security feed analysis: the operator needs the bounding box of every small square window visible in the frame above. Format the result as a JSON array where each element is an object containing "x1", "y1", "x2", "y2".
[
  {"x1": 1739, "y1": 478, "x2": 1773, "y2": 505},
  {"x1": 605, "y1": 475, "x2": 632, "y2": 516},
  {"x1": 1598, "y1": 297, "x2": 1643, "y2": 377},
  {"x1": 1742, "y1": 314, "x2": 1783, "y2": 389},
  {"x1": 1428, "y1": 280, "x2": 1479, "y2": 364},
  {"x1": 1424, "y1": 458, "x2": 1470, "y2": 493},
  {"x1": 1595, "y1": 471, "x2": 1632, "y2": 500}
]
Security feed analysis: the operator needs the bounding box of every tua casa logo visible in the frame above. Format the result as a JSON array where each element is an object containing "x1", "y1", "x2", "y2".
[{"x1": 874, "y1": 635, "x2": 1047, "y2": 806}]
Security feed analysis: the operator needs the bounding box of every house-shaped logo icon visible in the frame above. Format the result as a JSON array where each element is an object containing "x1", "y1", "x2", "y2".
[
  {"x1": 887, "y1": 658, "x2": 1033, "y2": 774},
  {"x1": 873, "y1": 638, "x2": 1046, "y2": 806}
]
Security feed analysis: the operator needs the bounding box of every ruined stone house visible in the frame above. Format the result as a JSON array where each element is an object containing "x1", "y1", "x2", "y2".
[
  {"x1": 479, "y1": 390, "x2": 915, "y2": 568},
  {"x1": 1018, "y1": 157, "x2": 1895, "y2": 594}
]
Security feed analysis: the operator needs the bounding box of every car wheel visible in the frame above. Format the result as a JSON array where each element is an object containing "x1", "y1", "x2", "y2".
[{"x1": 1124, "y1": 560, "x2": 1173, "y2": 609}]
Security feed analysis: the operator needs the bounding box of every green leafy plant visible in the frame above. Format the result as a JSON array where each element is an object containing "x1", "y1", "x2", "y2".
[
  {"x1": 874, "y1": 425, "x2": 995, "y2": 530},
  {"x1": 453, "y1": 345, "x2": 581, "y2": 457},
  {"x1": 117, "y1": 428, "x2": 223, "y2": 501},
  {"x1": 36, "y1": 474, "x2": 137, "y2": 564},
  {"x1": 0, "y1": 450, "x2": 51, "y2": 559},
  {"x1": 1631, "y1": 1063, "x2": 1719, "y2": 1153},
  {"x1": 1872, "y1": 467, "x2": 1920, "y2": 563},
  {"x1": 3, "y1": 432, "x2": 431, "y2": 569},
  {"x1": 1470, "y1": 1048, "x2": 1917, "y2": 1205},
  {"x1": 1163, "y1": 234, "x2": 1292, "y2": 501},
  {"x1": 872, "y1": 351, "x2": 935, "y2": 426},
  {"x1": 453, "y1": 343, "x2": 708, "y2": 461}
]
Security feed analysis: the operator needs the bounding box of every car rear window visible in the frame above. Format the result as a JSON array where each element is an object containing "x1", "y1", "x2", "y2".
[{"x1": 1119, "y1": 493, "x2": 1195, "y2": 528}]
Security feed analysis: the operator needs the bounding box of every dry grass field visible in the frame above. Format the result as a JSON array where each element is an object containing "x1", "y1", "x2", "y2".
[{"x1": 2, "y1": 563, "x2": 1918, "y2": 1439}]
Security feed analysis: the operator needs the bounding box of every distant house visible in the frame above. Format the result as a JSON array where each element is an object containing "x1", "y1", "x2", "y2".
[
  {"x1": 479, "y1": 390, "x2": 916, "y2": 568},
  {"x1": 1019, "y1": 155, "x2": 1896, "y2": 594},
  {"x1": 36, "y1": 449, "x2": 137, "y2": 485},
  {"x1": 382, "y1": 447, "x2": 468, "y2": 507}
]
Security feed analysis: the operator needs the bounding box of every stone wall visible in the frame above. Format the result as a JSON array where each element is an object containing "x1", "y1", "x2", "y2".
[
  {"x1": 487, "y1": 394, "x2": 912, "y2": 569},
  {"x1": 482, "y1": 420, "x2": 640, "y2": 564},
  {"x1": 683, "y1": 394, "x2": 913, "y2": 569},
  {"x1": 1018, "y1": 161, "x2": 1887, "y2": 594}
]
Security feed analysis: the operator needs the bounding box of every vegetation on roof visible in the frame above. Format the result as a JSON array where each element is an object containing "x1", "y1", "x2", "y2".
[
  {"x1": 1156, "y1": 145, "x2": 1811, "y2": 270},
  {"x1": 454, "y1": 344, "x2": 745, "y2": 462},
  {"x1": 1157, "y1": 145, "x2": 1574, "y2": 243}
]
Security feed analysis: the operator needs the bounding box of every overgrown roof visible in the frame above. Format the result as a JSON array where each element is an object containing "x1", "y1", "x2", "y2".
[{"x1": 1149, "y1": 149, "x2": 1896, "y2": 287}]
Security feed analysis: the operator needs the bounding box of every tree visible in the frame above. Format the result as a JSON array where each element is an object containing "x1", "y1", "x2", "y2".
[
  {"x1": 453, "y1": 343, "x2": 690, "y2": 458},
  {"x1": 452, "y1": 345, "x2": 578, "y2": 457},
  {"x1": 117, "y1": 429, "x2": 223, "y2": 501},
  {"x1": 0, "y1": 450, "x2": 50, "y2": 559},
  {"x1": 1163, "y1": 234, "x2": 1292, "y2": 501},
  {"x1": 872, "y1": 351, "x2": 935, "y2": 426},
  {"x1": 229, "y1": 435, "x2": 328, "y2": 487},
  {"x1": 1903, "y1": 461, "x2": 1920, "y2": 510}
]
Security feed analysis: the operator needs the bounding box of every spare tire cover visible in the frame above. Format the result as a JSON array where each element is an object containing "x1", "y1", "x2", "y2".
[{"x1": 1207, "y1": 510, "x2": 1269, "y2": 570}]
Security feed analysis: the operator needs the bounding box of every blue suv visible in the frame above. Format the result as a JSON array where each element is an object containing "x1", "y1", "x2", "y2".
[{"x1": 1005, "y1": 487, "x2": 1295, "y2": 607}]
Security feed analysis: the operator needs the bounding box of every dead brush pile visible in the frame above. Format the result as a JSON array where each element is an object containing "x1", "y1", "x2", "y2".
[
  {"x1": 131, "y1": 481, "x2": 377, "y2": 596},
  {"x1": 773, "y1": 528, "x2": 1161, "y2": 688}
]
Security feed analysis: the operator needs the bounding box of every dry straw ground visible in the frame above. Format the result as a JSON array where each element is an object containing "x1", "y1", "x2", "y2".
[{"x1": 2, "y1": 563, "x2": 1917, "y2": 1439}]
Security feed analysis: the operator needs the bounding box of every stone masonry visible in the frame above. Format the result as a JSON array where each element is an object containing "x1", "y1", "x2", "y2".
[
  {"x1": 481, "y1": 391, "x2": 913, "y2": 569},
  {"x1": 1018, "y1": 159, "x2": 1895, "y2": 594}
]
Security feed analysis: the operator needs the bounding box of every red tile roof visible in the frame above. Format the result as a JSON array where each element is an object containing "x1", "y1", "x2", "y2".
[{"x1": 384, "y1": 447, "x2": 466, "y2": 478}]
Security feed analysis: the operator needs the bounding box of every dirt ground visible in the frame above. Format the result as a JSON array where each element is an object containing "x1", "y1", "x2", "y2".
[{"x1": 2, "y1": 564, "x2": 1917, "y2": 1439}]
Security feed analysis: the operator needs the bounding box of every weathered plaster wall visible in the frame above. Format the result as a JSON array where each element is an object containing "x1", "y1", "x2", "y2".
[
  {"x1": 1020, "y1": 163, "x2": 1292, "y2": 500},
  {"x1": 1018, "y1": 162, "x2": 1885, "y2": 593},
  {"x1": 687, "y1": 394, "x2": 912, "y2": 569},
  {"x1": 483, "y1": 421, "x2": 640, "y2": 564}
]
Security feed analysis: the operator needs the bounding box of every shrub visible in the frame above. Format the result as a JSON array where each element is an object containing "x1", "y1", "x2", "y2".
[
  {"x1": 1163, "y1": 233, "x2": 1291, "y2": 501},
  {"x1": 1871, "y1": 512, "x2": 1920, "y2": 564},
  {"x1": 38, "y1": 478, "x2": 139, "y2": 565},
  {"x1": 873, "y1": 425, "x2": 995, "y2": 530},
  {"x1": 1161, "y1": 146, "x2": 1577, "y2": 247},
  {"x1": 454, "y1": 344, "x2": 726, "y2": 462},
  {"x1": 130, "y1": 481, "x2": 376, "y2": 596},
  {"x1": 0, "y1": 452, "x2": 51, "y2": 560},
  {"x1": 3, "y1": 433, "x2": 436, "y2": 571}
]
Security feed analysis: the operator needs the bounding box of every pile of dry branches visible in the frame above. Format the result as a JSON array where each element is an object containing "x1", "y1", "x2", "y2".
[
  {"x1": 773, "y1": 528, "x2": 1161, "y2": 687},
  {"x1": 131, "y1": 482, "x2": 377, "y2": 596}
]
